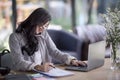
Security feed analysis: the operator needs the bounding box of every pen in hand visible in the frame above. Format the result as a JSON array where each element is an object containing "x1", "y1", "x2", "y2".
[{"x1": 49, "y1": 64, "x2": 56, "y2": 68}]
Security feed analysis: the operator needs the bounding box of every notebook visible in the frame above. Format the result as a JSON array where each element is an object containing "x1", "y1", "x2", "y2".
[
  {"x1": 65, "y1": 41, "x2": 106, "y2": 72},
  {"x1": 30, "y1": 73, "x2": 55, "y2": 80},
  {"x1": 34, "y1": 67, "x2": 74, "y2": 78},
  {"x1": 32, "y1": 77, "x2": 47, "y2": 80}
]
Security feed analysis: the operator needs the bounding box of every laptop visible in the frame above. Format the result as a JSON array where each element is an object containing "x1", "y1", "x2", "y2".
[{"x1": 65, "y1": 41, "x2": 106, "y2": 72}]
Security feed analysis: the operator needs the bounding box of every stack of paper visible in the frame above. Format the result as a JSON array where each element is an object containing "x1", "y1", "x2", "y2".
[
  {"x1": 34, "y1": 68, "x2": 74, "y2": 78},
  {"x1": 30, "y1": 73, "x2": 55, "y2": 80}
]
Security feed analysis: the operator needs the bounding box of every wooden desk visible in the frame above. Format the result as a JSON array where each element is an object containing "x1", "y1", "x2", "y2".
[
  {"x1": 1, "y1": 59, "x2": 120, "y2": 80},
  {"x1": 57, "y1": 58, "x2": 120, "y2": 80}
]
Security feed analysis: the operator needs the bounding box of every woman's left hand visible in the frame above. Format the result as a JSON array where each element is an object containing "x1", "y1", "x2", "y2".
[{"x1": 71, "y1": 59, "x2": 87, "y2": 67}]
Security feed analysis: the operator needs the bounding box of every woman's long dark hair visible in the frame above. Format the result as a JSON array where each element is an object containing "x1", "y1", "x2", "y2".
[{"x1": 16, "y1": 8, "x2": 51, "y2": 56}]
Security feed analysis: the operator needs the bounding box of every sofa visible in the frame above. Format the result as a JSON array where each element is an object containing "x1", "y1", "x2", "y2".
[{"x1": 75, "y1": 24, "x2": 109, "y2": 60}]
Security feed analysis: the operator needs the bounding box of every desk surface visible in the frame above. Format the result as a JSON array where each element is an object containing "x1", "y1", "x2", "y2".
[
  {"x1": 57, "y1": 59, "x2": 120, "y2": 80},
  {"x1": 1, "y1": 59, "x2": 120, "y2": 80},
  {"x1": 57, "y1": 58, "x2": 120, "y2": 80}
]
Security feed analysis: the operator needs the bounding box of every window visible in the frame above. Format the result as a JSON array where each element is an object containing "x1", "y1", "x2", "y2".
[{"x1": 0, "y1": 0, "x2": 12, "y2": 50}]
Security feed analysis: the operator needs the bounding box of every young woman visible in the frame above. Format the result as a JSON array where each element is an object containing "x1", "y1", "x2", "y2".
[{"x1": 9, "y1": 8, "x2": 86, "y2": 72}]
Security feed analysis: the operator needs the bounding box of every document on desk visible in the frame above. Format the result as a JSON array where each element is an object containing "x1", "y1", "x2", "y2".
[{"x1": 34, "y1": 68, "x2": 74, "y2": 78}]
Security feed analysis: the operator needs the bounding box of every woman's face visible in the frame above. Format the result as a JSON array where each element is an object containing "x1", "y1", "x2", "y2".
[{"x1": 36, "y1": 21, "x2": 49, "y2": 35}]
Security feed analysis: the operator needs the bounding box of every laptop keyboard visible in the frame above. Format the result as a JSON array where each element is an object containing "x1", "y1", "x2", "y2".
[{"x1": 65, "y1": 65, "x2": 87, "y2": 71}]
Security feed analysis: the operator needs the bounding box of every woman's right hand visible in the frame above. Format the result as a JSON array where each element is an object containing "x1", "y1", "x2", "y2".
[{"x1": 34, "y1": 62, "x2": 55, "y2": 72}]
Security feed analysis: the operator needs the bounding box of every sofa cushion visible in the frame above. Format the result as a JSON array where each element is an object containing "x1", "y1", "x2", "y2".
[{"x1": 76, "y1": 24, "x2": 106, "y2": 43}]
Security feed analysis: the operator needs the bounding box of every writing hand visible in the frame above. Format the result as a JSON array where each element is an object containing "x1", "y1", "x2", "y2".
[
  {"x1": 49, "y1": 63, "x2": 56, "y2": 68},
  {"x1": 34, "y1": 62, "x2": 55, "y2": 72}
]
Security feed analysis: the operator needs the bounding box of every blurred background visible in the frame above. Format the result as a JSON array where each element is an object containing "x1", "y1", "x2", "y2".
[{"x1": 0, "y1": 0, "x2": 119, "y2": 50}]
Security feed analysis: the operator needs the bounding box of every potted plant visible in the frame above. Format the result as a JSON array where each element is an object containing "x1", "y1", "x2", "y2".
[{"x1": 102, "y1": 8, "x2": 120, "y2": 70}]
